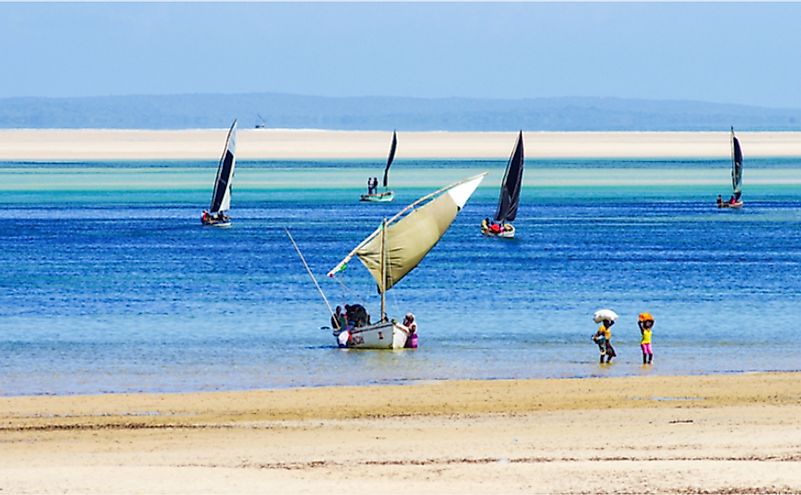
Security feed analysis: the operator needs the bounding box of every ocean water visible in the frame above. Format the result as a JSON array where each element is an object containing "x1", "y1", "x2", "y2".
[{"x1": 2, "y1": 158, "x2": 801, "y2": 396}]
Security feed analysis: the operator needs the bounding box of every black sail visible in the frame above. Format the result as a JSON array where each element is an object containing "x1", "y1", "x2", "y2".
[
  {"x1": 732, "y1": 133, "x2": 743, "y2": 201},
  {"x1": 494, "y1": 131, "x2": 525, "y2": 223},
  {"x1": 382, "y1": 130, "x2": 397, "y2": 188},
  {"x1": 210, "y1": 120, "x2": 237, "y2": 214}
]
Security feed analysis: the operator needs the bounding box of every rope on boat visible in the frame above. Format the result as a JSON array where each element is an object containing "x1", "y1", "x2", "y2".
[{"x1": 284, "y1": 228, "x2": 335, "y2": 320}]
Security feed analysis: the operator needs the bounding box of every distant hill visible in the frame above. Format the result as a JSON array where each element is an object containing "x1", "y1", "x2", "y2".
[{"x1": 1, "y1": 93, "x2": 800, "y2": 131}]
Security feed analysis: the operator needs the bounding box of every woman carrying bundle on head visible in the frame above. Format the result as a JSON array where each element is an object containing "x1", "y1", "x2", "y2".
[{"x1": 638, "y1": 312, "x2": 655, "y2": 365}]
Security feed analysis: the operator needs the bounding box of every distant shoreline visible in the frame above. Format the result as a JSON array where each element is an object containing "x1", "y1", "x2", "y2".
[{"x1": 2, "y1": 129, "x2": 801, "y2": 161}]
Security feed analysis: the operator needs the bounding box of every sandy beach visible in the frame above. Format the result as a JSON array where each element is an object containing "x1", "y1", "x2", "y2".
[
  {"x1": 2, "y1": 372, "x2": 800, "y2": 494},
  {"x1": 1, "y1": 129, "x2": 801, "y2": 161}
]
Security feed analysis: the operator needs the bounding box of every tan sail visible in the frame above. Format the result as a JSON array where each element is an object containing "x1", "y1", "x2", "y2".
[{"x1": 328, "y1": 173, "x2": 485, "y2": 292}]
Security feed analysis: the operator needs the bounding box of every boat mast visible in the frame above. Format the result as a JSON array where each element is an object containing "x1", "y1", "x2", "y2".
[{"x1": 380, "y1": 217, "x2": 387, "y2": 321}]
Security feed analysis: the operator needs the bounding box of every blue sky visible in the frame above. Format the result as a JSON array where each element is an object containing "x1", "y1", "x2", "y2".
[{"x1": 2, "y1": 3, "x2": 800, "y2": 108}]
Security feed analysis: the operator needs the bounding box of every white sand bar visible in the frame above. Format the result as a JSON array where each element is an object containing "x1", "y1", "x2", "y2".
[{"x1": 1, "y1": 129, "x2": 801, "y2": 161}]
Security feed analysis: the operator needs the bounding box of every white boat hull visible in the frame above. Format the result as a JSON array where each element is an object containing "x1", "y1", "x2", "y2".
[
  {"x1": 360, "y1": 191, "x2": 395, "y2": 203},
  {"x1": 333, "y1": 321, "x2": 409, "y2": 349}
]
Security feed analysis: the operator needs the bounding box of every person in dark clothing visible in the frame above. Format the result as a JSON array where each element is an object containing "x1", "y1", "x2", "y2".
[
  {"x1": 346, "y1": 304, "x2": 370, "y2": 327},
  {"x1": 331, "y1": 306, "x2": 344, "y2": 329}
]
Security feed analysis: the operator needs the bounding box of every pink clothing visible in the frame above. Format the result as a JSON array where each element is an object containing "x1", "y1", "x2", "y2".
[
  {"x1": 405, "y1": 333, "x2": 418, "y2": 349},
  {"x1": 640, "y1": 343, "x2": 653, "y2": 354}
]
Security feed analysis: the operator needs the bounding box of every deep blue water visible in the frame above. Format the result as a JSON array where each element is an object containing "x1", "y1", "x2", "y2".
[{"x1": 2, "y1": 159, "x2": 801, "y2": 395}]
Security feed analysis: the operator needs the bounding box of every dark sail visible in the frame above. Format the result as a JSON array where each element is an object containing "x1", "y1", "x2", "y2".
[
  {"x1": 210, "y1": 120, "x2": 237, "y2": 214},
  {"x1": 493, "y1": 131, "x2": 525, "y2": 223},
  {"x1": 731, "y1": 129, "x2": 743, "y2": 201},
  {"x1": 382, "y1": 130, "x2": 397, "y2": 188}
]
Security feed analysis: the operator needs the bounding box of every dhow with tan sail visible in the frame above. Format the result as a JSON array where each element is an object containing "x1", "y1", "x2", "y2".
[{"x1": 328, "y1": 173, "x2": 486, "y2": 349}]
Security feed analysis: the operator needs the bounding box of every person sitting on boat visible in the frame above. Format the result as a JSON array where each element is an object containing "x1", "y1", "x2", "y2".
[
  {"x1": 489, "y1": 222, "x2": 503, "y2": 234},
  {"x1": 331, "y1": 306, "x2": 345, "y2": 330},
  {"x1": 728, "y1": 195, "x2": 737, "y2": 205},
  {"x1": 402, "y1": 313, "x2": 418, "y2": 349},
  {"x1": 346, "y1": 303, "x2": 369, "y2": 328},
  {"x1": 716, "y1": 195, "x2": 724, "y2": 208},
  {"x1": 201, "y1": 210, "x2": 210, "y2": 223}
]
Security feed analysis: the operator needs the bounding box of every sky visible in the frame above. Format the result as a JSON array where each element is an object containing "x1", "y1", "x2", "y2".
[{"x1": 1, "y1": 2, "x2": 801, "y2": 108}]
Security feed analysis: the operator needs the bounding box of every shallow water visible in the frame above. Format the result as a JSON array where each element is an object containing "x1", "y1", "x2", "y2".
[{"x1": 2, "y1": 158, "x2": 801, "y2": 395}]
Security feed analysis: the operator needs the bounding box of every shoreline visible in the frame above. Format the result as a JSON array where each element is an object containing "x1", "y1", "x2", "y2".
[
  {"x1": 2, "y1": 129, "x2": 801, "y2": 160},
  {"x1": 2, "y1": 372, "x2": 800, "y2": 493},
  {"x1": 1, "y1": 371, "x2": 799, "y2": 418}
]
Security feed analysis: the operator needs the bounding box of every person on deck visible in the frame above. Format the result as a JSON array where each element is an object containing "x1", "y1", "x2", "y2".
[
  {"x1": 716, "y1": 195, "x2": 724, "y2": 207},
  {"x1": 372, "y1": 177, "x2": 379, "y2": 193},
  {"x1": 729, "y1": 195, "x2": 737, "y2": 205},
  {"x1": 201, "y1": 210, "x2": 210, "y2": 223},
  {"x1": 367, "y1": 178, "x2": 374, "y2": 194},
  {"x1": 402, "y1": 313, "x2": 418, "y2": 349},
  {"x1": 346, "y1": 304, "x2": 369, "y2": 327}
]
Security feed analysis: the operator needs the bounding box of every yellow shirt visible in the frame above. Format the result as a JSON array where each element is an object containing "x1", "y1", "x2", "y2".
[
  {"x1": 599, "y1": 325, "x2": 611, "y2": 340},
  {"x1": 641, "y1": 329, "x2": 652, "y2": 344}
]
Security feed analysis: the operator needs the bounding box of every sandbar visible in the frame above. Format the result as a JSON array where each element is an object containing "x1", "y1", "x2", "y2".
[
  {"x1": 1, "y1": 129, "x2": 801, "y2": 160},
  {"x1": 2, "y1": 372, "x2": 800, "y2": 494}
]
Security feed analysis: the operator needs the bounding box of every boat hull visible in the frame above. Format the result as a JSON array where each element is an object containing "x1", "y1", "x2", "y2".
[
  {"x1": 201, "y1": 217, "x2": 231, "y2": 227},
  {"x1": 333, "y1": 321, "x2": 409, "y2": 349},
  {"x1": 717, "y1": 202, "x2": 744, "y2": 209},
  {"x1": 360, "y1": 191, "x2": 395, "y2": 203},
  {"x1": 481, "y1": 222, "x2": 515, "y2": 238}
]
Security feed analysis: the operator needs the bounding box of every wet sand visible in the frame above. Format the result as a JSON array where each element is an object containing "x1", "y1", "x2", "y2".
[
  {"x1": 1, "y1": 129, "x2": 801, "y2": 160},
  {"x1": 2, "y1": 372, "x2": 800, "y2": 494}
]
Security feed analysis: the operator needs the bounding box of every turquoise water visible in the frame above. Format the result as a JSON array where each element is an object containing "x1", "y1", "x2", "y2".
[{"x1": 2, "y1": 159, "x2": 801, "y2": 395}]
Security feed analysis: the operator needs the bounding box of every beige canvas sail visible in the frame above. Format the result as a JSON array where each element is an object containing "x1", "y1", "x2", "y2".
[{"x1": 328, "y1": 173, "x2": 485, "y2": 292}]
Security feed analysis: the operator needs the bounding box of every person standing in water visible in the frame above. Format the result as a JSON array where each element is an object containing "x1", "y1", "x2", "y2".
[
  {"x1": 594, "y1": 319, "x2": 616, "y2": 364},
  {"x1": 638, "y1": 312, "x2": 654, "y2": 365},
  {"x1": 402, "y1": 313, "x2": 418, "y2": 349}
]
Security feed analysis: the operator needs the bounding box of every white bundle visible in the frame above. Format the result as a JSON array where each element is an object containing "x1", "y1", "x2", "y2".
[{"x1": 593, "y1": 309, "x2": 619, "y2": 323}]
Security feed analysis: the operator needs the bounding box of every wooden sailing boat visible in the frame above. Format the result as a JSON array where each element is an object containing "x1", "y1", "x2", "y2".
[
  {"x1": 201, "y1": 120, "x2": 237, "y2": 227},
  {"x1": 482, "y1": 131, "x2": 524, "y2": 238},
  {"x1": 329, "y1": 173, "x2": 486, "y2": 349},
  {"x1": 360, "y1": 131, "x2": 397, "y2": 203},
  {"x1": 717, "y1": 127, "x2": 744, "y2": 209}
]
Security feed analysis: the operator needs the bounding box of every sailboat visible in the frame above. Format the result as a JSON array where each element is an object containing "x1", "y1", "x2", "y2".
[
  {"x1": 481, "y1": 131, "x2": 524, "y2": 238},
  {"x1": 717, "y1": 127, "x2": 744, "y2": 209},
  {"x1": 360, "y1": 130, "x2": 397, "y2": 203},
  {"x1": 201, "y1": 120, "x2": 237, "y2": 227},
  {"x1": 329, "y1": 173, "x2": 486, "y2": 349}
]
